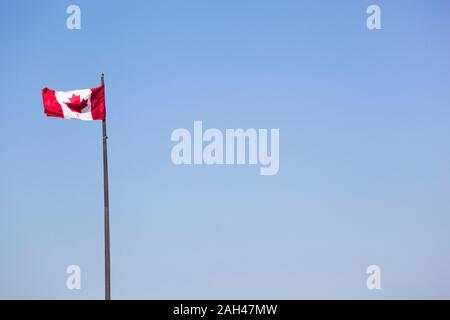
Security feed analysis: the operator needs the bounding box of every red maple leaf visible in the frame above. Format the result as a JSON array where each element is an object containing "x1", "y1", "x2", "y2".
[{"x1": 66, "y1": 94, "x2": 88, "y2": 113}]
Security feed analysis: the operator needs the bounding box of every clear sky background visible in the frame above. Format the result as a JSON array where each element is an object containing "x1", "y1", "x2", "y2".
[{"x1": 1, "y1": 0, "x2": 450, "y2": 299}]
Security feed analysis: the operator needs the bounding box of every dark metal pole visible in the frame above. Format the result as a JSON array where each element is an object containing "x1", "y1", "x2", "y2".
[{"x1": 101, "y1": 73, "x2": 111, "y2": 300}]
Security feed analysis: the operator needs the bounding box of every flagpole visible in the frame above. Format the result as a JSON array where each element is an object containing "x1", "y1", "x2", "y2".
[{"x1": 101, "y1": 73, "x2": 111, "y2": 300}]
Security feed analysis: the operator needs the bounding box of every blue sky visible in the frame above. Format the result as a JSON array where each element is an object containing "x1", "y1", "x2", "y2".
[{"x1": 1, "y1": 0, "x2": 450, "y2": 299}]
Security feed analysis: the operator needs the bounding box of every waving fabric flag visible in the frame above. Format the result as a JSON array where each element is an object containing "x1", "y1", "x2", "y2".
[{"x1": 42, "y1": 85, "x2": 106, "y2": 120}]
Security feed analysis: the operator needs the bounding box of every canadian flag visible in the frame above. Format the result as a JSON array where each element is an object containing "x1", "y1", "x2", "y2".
[{"x1": 42, "y1": 85, "x2": 106, "y2": 120}]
